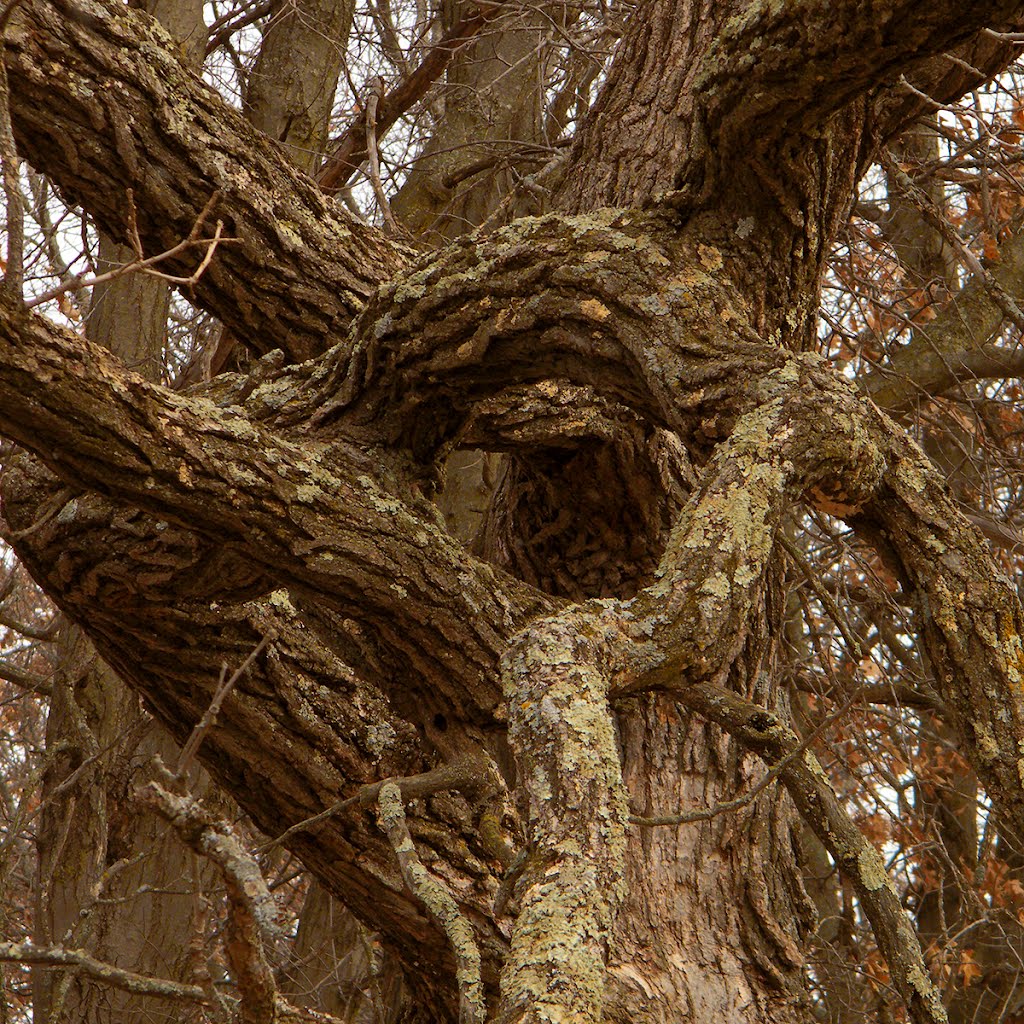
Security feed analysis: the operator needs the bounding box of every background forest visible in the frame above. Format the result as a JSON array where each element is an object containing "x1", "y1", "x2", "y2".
[{"x1": 3, "y1": 1, "x2": 1024, "y2": 1023}]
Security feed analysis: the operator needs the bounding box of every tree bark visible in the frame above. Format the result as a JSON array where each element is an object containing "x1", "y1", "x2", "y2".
[{"x1": 5, "y1": 2, "x2": 1024, "y2": 1022}]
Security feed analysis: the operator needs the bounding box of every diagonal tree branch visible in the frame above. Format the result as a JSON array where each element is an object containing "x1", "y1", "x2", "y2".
[
  {"x1": 672, "y1": 682, "x2": 948, "y2": 1024},
  {"x1": 0, "y1": 293, "x2": 549, "y2": 716},
  {"x1": 317, "y1": 5, "x2": 503, "y2": 192},
  {"x1": 695, "y1": 0, "x2": 1024, "y2": 161},
  {"x1": 4, "y1": 0, "x2": 408, "y2": 362},
  {"x1": 0, "y1": 463, "x2": 511, "y2": 1006}
]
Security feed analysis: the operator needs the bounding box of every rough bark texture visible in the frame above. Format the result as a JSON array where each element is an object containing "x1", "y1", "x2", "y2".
[{"x1": 5, "y1": 1, "x2": 1024, "y2": 1022}]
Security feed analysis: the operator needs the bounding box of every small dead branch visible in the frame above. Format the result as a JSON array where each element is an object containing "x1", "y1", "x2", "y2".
[
  {"x1": 0, "y1": 941, "x2": 208, "y2": 1003},
  {"x1": 365, "y1": 78, "x2": 399, "y2": 234},
  {"x1": 26, "y1": 191, "x2": 232, "y2": 309},
  {"x1": 138, "y1": 778, "x2": 280, "y2": 1024},
  {"x1": 0, "y1": 941, "x2": 350, "y2": 1023},
  {"x1": 259, "y1": 753, "x2": 515, "y2": 869},
  {"x1": 376, "y1": 781, "x2": 484, "y2": 1024},
  {"x1": 176, "y1": 630, "x2": 275, "y2": 777}
]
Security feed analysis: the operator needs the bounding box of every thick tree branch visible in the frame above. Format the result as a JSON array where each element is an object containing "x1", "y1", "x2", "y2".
[
  {"x1": 497, "y1": 616, "x2": 627, "y2": 1024},
  {"x1": 0, "y1": 464, "x2": 509, "y2": 1012},
  {"x1": 292, "y1": 209, "x2": 781, "y2": 457},
  {"x1": 4, "y1": 0, "x2": 408, "y2": 362},
  {"x1": 695, "y1": 0, "x2": 1024, "y2": 169},
  {"x1": 0, "y1": 293, "x2": 547, "y2": 715}
]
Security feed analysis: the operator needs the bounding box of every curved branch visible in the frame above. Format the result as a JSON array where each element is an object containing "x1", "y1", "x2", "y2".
[
  {"x1": 0, "y1": 293, "x2": 548, "y2": 715},
  {"x1": 695, "y1": 0, "x2": 1024, "y2": 162},
  {"x1": 293, "y1": 209, "x2": 781, "y2": 458},
  {"x1": 376, "y1": 782, "x2": 485, "y2": 1024}
]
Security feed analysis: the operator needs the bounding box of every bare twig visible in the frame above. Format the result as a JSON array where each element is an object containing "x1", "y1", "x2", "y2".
[
  {"x1": 317, "y1": 7, "x2": 500, "y2": 192},
  {"x1": 27, "y1": 192, "x2": 231, "y2": 309},
  {"x1": 365, "y1": 79, "x2": 399, "y2": 233},
  {"x1": 176, "y1": 630, "x2": 274, "y2": 777},
  {"x1": 139, "y1": 781, "x2": 280, "y2": 1024},
  {"x1": 0, "y1": 942, "x2": 208, "y2": 1003},
  {"x1": 258, "y1": 753, "x2": 505, "y2": 855}
]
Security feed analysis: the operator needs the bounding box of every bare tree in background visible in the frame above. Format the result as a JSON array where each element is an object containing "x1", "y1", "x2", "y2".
[{"x1": 6, "y1": 2, "x2": 1024, "y2": 1023}]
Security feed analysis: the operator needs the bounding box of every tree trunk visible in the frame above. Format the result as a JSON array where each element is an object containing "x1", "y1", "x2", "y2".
[{"x1": 5, "y1": 1, "x2": 1024, "y2": 1022}]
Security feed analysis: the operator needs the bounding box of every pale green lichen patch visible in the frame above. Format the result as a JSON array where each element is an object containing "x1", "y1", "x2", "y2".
[
  {"x1": 268, "y1": 589, "x2": 296, "y2": 614},
  {"x1": 973, "y1": 719, "x2": 1000, "y2": 762},
  {"x1": 294, "y1": 483, "x2": 322, "y2": 503},
  {"x1": 857, "y1": 845, "x2": 892, "y2": 892},
  {"x1": 274, "y1": 221, "x2": 304, "y2": 252}
]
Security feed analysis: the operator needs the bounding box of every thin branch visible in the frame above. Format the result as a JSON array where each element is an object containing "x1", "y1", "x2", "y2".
[
  {"x1": 675, "y1": 681, "x2": 949, "y2": 1024},
  {"x1": 780, "y1": 531, "x2": 863, "y2": 660},
  {"x1": 26, "y1": 192, "x2": 231, "y2": 309},
  {"x1": 0, "y1": 657, "x2": 50, "y2": 695},
  {"x1": 176, "y1": 630, "x2": 275, "y2": 777},
  {"x1": 632, "y1": 676, "x2": 872, "y2": 827},
  {"x1": 317, "y1": 6, "x2": 499, "y2": 191},
  {"x1": 0, "y1": 942, "x2": 350, "y2": 1023},
  {"x1": 365, "y1": 79, "x2": 399, "y2": 234},
  {"x1": 205, "y1": 0, "x2": 273, "y2": 54},
  {"x1": 258, "y1": 753, "x2": 505, "y2": 855},
  {"x1": 377, "y1": 781, "x2": 484, "y2": 1024},
  {"x1": 139, "y1": 779, "x2": 280, "y2": 1024},
  {"x1": 0, "y1": 942, "x2": 208, "y2": 1002}
]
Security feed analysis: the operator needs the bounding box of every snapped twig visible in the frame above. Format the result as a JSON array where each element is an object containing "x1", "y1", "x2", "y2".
[{"x1": 176, "y1": 630, "x2": 274, "y2": 777}]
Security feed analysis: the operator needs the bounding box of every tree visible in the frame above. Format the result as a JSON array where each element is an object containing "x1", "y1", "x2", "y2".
[{"x1": 3, "y1": 1, "x2": 1024, "y2": 1021}]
